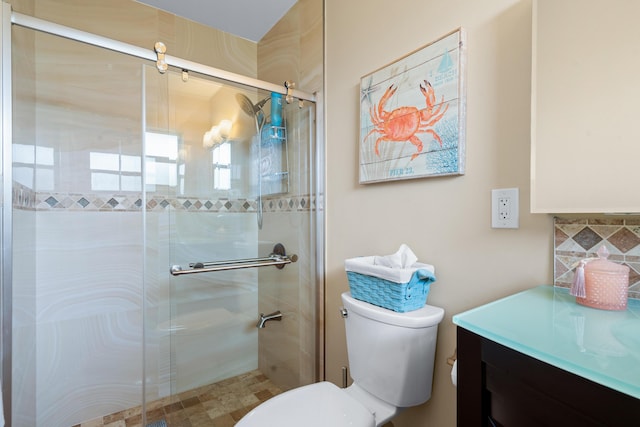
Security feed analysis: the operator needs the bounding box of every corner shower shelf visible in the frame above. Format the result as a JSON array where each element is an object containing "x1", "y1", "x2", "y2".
[{"x1": 260, "y1": 124, "x2": 290, "y2": 195}]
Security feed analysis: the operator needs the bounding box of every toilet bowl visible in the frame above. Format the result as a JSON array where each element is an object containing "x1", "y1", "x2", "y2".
[
  {"x1": 236, "y1": 292, "x2": 444, "y2": 427},
  {"x1": 237, "y1": 382, "x2": 375, "y2": 427}
]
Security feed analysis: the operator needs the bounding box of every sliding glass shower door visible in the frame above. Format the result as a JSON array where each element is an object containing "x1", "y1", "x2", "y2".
[
  {"x1": 9, "y1": 20, "x2": 318, "y2": 424},
  {"x1": 143, "y1": 66, "x2": 318, "y2": 423}
]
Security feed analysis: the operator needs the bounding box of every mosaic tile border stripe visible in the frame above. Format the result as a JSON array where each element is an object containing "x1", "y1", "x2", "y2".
[
  {"x1": 12, "y1": 184, "x2": 320, "y2": 213},
  {"x1": 554, "y1": 217, "x2": 640, "y2": 300}
]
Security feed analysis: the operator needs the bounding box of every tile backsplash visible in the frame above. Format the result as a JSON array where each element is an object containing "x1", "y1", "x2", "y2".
[{"x1": 554, "y1": 217, "x2": 640, "y2": 300}]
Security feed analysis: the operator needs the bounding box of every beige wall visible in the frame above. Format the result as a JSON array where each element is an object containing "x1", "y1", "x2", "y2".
[{"x1": 325, "y1": 0, "x2": 553, "y2": 425}]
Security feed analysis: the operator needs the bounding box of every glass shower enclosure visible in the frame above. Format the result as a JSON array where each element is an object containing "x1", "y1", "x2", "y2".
[
  {"x1": 143, "y1": 67, "x2": 319, "y2": 418},
  {"x1": 6, "y1": 9, "x2": 320, "y2": 427}
]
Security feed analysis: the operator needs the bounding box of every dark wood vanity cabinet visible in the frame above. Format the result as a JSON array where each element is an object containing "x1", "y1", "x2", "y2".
[{"x1": 456, "y1": 327, "x2": 640, "y2": 427}]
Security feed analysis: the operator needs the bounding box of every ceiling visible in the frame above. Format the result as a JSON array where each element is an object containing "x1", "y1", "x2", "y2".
[{"x1": 135, "y1": 0, "x2": 298, "y2": 42}]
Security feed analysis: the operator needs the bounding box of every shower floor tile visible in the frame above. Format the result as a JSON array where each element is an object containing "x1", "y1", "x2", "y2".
[{"x1": 74, "y1": 370, "x2": 282, "y2": 427}]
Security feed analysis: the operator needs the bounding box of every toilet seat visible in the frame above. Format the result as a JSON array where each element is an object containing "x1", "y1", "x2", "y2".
[{"x1": 236, "y1": 381, "x2": 375, "y2": 427}]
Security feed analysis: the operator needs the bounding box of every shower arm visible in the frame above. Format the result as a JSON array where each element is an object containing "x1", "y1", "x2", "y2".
[{"x1": 169, "y1": 244, "x2": 297, "y2": 276}]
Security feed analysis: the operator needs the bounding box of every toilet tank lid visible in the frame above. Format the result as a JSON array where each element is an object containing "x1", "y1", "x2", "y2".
[{"x1": 342, "y1": 292, "x2": 444, "y2": 328}]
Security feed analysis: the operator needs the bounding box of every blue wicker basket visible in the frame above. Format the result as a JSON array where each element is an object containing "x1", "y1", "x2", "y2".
[{"x1": 346, "y1": 269, "x2": 434, "y2": 313}]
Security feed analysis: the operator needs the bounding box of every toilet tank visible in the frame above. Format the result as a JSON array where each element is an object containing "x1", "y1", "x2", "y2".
[{"x1": 341, "y1": 292, "x2": 445, "y2": 407}]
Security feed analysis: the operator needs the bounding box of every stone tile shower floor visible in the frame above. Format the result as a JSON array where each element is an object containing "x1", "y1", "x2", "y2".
[{"x1": 73, "y1": 370, "x2": 282, "y2": 427}]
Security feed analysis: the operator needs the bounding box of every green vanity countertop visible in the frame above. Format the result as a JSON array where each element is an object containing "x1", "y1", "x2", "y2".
[{"x1": 453, "y1": 285, "x2": 640, "y2": 399}]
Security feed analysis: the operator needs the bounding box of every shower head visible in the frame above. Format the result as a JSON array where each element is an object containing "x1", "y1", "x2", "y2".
[
  {"x1": 236, "y1": 93, "x2": 270, "y2": 117},
  {"x1": 236, "y1": 93, "x2": 270, "y2": 134},
  {"x1": 236, "y1": 93, "x2": 256, "y2": 117}
]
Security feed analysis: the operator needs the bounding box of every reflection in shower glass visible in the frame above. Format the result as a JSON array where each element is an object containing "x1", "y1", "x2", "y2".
[
  {"x1": 212, "y1": 142, "x2": 231, "y2": 190},
  {"x1": 145, "y1": 132, "x2": 180, "y2": 190},
  {"x1": 12, "y1": 144, "x2": 54, "y2": 190},
  {"x1": 89, "y1": 152, "x2": 141, "y2": 191}
]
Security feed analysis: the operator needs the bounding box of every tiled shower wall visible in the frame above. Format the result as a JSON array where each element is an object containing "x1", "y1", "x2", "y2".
[{"x1": 554, "y1": 217, "x2": 640, "y2": 300}]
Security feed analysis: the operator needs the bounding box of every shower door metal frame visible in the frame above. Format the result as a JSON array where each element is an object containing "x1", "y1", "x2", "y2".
[
  {"x1": 9, "y1": 11, "x2": 316, "y2": 103},
  {"x1": 1, "y1": 3, "x2": 12, "y2": 426}
]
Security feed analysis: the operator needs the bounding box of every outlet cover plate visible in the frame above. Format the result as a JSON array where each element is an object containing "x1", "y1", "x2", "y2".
[{"x1": 492, "y1": 188, "x2": 519, "y2": 229}]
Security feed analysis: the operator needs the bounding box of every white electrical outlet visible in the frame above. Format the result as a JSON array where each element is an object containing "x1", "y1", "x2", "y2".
[{"x1": 492, "y1": 188, "x2": 519, "y2": 228}]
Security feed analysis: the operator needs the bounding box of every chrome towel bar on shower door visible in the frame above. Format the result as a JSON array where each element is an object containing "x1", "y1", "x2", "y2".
[{"x1": 169, "y1": 243, "x2": 298, "y2": 276}]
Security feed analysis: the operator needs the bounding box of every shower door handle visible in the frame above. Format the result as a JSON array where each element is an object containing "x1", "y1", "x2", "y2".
[{"x1": 170, "y1": 243, "x2": 297, "y2": 276}]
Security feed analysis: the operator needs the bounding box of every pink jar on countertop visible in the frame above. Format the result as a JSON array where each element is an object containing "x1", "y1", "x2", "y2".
[{"x1": 576, "y1": 246, "x2": 629, "y2": 311}]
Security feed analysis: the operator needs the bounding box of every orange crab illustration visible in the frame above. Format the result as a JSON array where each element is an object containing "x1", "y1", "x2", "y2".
[{"x1": 364, "y1": 80, "x2": 448, "y2": 161}]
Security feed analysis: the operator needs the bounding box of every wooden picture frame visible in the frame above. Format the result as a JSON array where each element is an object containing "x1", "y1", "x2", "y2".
[{"x1": 359, "y1": 28, "x2": 467, "y2": 184}]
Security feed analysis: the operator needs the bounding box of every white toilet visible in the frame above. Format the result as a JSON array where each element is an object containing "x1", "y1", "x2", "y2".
[{"x1": 236, "y1": 292, "x2": 445, "y2": 427}]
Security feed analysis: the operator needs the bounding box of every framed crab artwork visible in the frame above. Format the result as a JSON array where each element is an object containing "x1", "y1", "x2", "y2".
[{"x1": 359, "y1": 28, "x2": 467, "y2": 183}]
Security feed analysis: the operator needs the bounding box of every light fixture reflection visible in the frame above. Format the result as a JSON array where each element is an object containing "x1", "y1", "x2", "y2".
[{"x1": 203, "y1": 119, "x2": 233, "y2": 149}]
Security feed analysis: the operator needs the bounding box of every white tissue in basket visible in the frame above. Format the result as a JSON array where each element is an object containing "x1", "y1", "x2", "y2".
[{"x1": 373, "y1": 243, "x2": 418, "y2": 269}]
